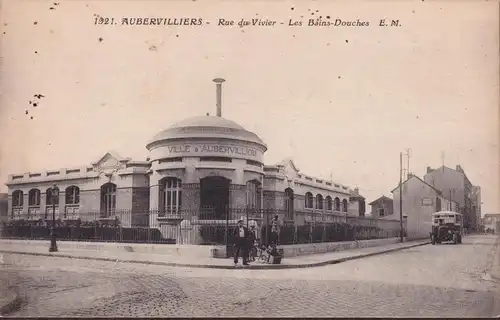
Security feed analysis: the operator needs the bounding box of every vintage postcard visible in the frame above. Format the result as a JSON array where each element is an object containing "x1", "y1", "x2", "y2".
[{"x1": 0, "y1": 0, "x2": 498, "y2": 317}]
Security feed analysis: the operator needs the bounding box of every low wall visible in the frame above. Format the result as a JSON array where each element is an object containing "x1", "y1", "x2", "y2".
[
  {"x1": 212, "y1": 237, "x2": 404, "y2": 258},
  {"x1": 281, "y1": 237, "x2": 401, "y2": 257},
  {"x1": 407, "y1": 234, "x2": 430, "y2": 241},
  {"x1": 0, "y1": 239, "x2": 216, "y2": 258},
  {"x1": 347, "y1": 216, "x2": 404, "y2": 232}
]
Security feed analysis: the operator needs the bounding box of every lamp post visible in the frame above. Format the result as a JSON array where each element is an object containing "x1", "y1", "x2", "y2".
[{"x1": 49, "y1": 184, "x2": 59, "y2": 252}]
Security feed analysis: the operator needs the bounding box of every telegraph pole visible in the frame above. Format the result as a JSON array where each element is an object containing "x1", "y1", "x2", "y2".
[
  {"x1": 405, "y1": 148, "x2": 411, "y2": 179},
  {"x1": 399, "y1": 152, "x2": 404, "y2": 242}
]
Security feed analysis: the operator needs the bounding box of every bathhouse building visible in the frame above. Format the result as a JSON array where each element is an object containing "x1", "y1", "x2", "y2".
[{"x1": 6, "y1": 79, "x2": 359, "y2": 234}]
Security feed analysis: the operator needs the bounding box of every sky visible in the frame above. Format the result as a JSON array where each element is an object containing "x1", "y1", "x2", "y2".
[{"x1": 0, "y1": 0, "x2": 498, "y2": 214}]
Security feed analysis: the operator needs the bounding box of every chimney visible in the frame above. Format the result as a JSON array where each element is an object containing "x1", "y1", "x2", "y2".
[
  {"x1": 426, "y1": 166, "x2": 433, "y2": 174},
  {"x1": 213, "y1": 78, "x2": 225, "y2": 117},
  {"x1": 354, "y1": 187, "x2": 359, "y2": 194}
]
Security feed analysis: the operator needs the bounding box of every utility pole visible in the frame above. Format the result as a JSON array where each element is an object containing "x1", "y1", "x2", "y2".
[
  {"x1": 405, "y1": 148, "x2": 411, "y2": 179},
  {"x1": 399, "y1": 152, "x2": 404, "y2": 242}
]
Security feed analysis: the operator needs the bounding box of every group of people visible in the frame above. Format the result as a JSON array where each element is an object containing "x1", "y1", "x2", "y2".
[{"x1": 233, "y1": 215, "x2": 280, "y2": 266}]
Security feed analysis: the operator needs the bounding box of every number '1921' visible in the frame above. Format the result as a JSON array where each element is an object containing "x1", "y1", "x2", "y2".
[{"x1": 94, "y1": 16, "x2": 115, "y2": 25}]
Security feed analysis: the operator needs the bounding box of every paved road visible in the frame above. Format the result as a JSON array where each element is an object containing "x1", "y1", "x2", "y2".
[{"x1": 1, "y1": 234, "x2": 498, "y2": 317}]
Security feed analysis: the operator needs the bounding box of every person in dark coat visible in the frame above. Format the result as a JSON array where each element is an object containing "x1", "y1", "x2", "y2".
[
  {"x1": 270, "y1": 215, "x2": 280, "y2": 246},
  {"x1": 233, "y1": 219, "x2": 250, "y2": 266}
]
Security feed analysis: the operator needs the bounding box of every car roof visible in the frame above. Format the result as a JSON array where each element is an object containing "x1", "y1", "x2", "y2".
[{"x1": 432, "y1": 211, "x2": 463, "y2": 216}]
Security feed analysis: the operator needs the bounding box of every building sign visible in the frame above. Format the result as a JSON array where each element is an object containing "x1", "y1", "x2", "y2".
[
  {"x1": 165, "y1": 144, "x2": 261, "y2": 159},
  {"x1": 421, "y1": 197, "x2": 433, "y2": 206}
]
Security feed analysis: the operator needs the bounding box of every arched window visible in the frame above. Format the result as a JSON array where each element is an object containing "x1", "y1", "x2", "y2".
[
  {"x1": 326, "y1": 196, "x2": 333, "y2": 211},
  {"x1": 342, "y1": 199, "x2": 348, "y2": 212},
  {"x1": 316, "y1": 194, "x2": 324, "y2": 210},
  {"x1": 284, "y1": 188, "x2": 294, "y2": 220},
  {"x1": 334, "y1": 197, "x2": 340, "y2": 211},
  {"x1": 246, "y1": 180, "x2": 261, "y2": 209},
  {"x1": 435, "y1": 197, "x2": 441, "y2": 212},
  {"x1": 28, "y1": 189, "x2": 41, "y2": 206},
  {"x1": 66, "y1": 186, "x2": 80, "y2": 205},
  {"x1": 305, "y1": 192, "x2": 314, "y2": 209},
  {"x1": 46, "y1": 187, "x2": 60, "y2": 206},
  {"x1": 12, "y1": 190, "x2": 23, "y2": 207},
  {"x1": 101, "y1": 183, "x2": 117, "y2": 216},
  {"x1": 159, "y1": 177, "x2": 182, "y2": 214}
]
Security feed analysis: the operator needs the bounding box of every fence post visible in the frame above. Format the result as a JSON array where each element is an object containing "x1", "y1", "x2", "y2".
[
  {"x1": 224, "y1": 205, "x2": 229, "y2": 257},
  {"x1": 120, "y1": 224, "x2": 123, "y2": 242},
  {"x1": 265, "y1": 209, "x2": 269, "y2": 246},
  {"x1": 294, "y1": 224, "x2": 298, "y2": 244},
  {"x1": 309, "y1": 222, "x2": 313, "y2": 244},
  {"x1": 94, "y1": 214, "x2": 98, "y2": 242},
  {"x1": 322, "y1": 223, "x2": 326, "y2": 243}
]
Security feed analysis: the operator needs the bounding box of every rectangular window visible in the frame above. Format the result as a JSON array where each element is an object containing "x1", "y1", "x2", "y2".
[
  {"x1": 159, "y1": 157, "x2": 183, "y2": 164},
  {"x1": 163, "y1": 178, "x2": 182, "y2": 214},
  {"x1": 246, "y1": 160, "x2": 262, "y2": 167}
]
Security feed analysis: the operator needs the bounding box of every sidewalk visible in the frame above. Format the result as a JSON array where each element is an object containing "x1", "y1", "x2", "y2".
[
  {"x1": 490, "y1": 236, "x2": 500, "y2": 317},
  {"x1": 0, "y1": 239, "x2": 430, "y2": 270},
  {"x1": 0, "y1": 284, "x2": 20, "y2": 316}
]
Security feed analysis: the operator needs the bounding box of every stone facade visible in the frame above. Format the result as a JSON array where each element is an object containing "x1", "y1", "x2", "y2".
[
  {"x1": 392, "y1": 174, "x2": 457, "y2": 240},
  {"x1": 369, "y1": 196, "x2": 394, "y2": 218},
  {"x1": 348, "y1": 188, "x2": 366, "y2": 217},
  {"x1": 483, "y1": 213, "x2": 500, "y2": 232},
  {"x1": 6, "y1": 152, "x2": 150, "y2": 226},
  {"x1": 262, "y1": 159, "x2": 354, "y2": 224},
  {"x1": 424, "y1": 165, "x2": 478, "y2": 230},
  {"x1": 5, "y1": 116, "x2": 367, "y2": 243}
]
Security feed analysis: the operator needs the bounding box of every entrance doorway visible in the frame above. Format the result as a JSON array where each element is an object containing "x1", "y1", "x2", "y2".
[{"x1": 200, "y1": 176, "x2": 230, "y2": 220}]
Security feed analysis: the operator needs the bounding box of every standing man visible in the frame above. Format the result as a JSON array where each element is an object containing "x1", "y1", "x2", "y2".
[
  {"x1": 248, "y1": 224, "x2": 258, "y2": 262},
  {"x1": 233, "y1": 219, "x2": 250, "y2": 266},
  {"x1": 270, "y1": 215, "x2": 280, "y2": 246}
]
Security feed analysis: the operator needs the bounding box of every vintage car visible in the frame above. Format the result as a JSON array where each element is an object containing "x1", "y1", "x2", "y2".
[{"x1": 430, "y1": 211, "x2": 463, "y2": 245}]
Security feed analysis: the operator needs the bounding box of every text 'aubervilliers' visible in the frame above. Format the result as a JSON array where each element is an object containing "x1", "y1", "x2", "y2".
[
  {"x1": 98, "y1": 17, "x2": 371, "y2": 27},
  {"x1": 167, "y1": 145, "x2": 258, "y2": 157}
]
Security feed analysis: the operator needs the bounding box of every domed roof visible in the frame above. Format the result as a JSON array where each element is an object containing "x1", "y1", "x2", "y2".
[
  {"x1": 170, "y1": 116, "x2": 246, "y2": 130},
  {"x1": 146, "y1": 115, "x2": 267, "y2": 150}
]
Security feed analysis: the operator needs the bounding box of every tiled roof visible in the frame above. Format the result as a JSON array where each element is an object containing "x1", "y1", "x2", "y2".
[
  {"x1": 369, "y1": 195, "x2": 393, "y2": 205},
  {"x1": 390, "y1": 174, "x2": 443, "y2": 196}
]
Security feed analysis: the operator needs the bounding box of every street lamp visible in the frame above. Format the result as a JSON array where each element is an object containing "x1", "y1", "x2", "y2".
[{"x1": 49, "y1": 184, "x2": 59, "y2": 252}]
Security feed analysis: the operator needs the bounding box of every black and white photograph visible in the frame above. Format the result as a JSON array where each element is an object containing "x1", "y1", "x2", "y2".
[{"x1": 0, "y1": 0, "x2": 499, "y2": 317}]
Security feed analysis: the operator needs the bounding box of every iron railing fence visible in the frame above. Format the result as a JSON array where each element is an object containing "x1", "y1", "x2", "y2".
[{"x1": 1, "y1": 207, "x2": 406, "y2": 245}]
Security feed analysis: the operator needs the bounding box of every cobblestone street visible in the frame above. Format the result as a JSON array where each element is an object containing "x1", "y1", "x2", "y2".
[{"x1": 1, "y1": 235, "x2": 498, "y2": 317}]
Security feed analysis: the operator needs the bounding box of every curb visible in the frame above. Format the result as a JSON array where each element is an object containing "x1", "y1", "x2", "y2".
[
  {"x1": 489, "y1": 236, "x2": 500, "y2": 318},
  {"x1": 0, "y1": 241, "x2": 430, "y2": 270},
  {"x1": 0, "y1": 291, "x2": 21, "y2": 316},
  {"x1": 490, "y1": 236, "x2": 500, "y2": 281}
]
